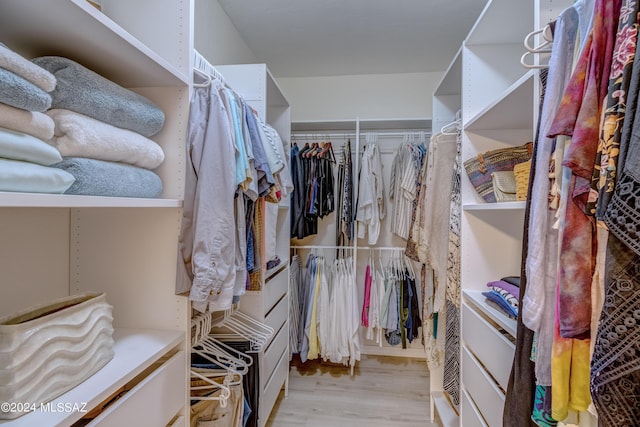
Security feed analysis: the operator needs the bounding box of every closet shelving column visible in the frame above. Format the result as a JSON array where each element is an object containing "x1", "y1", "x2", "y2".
[
  {"x1": 430, "y1": 47, "x2": 462, "y2": 427},
  {"x1": 0, "y1": 1, "x2": 191, "y2": 426},
  {"x1": 457, "y1": 0, "x2": 572, "y2": 426},
  {"x1": 213, "y1": 64, "x2": 291, "y2": 427},
  {"x1": 290, "y1": 117, "x2": 432, "y2": 358}
]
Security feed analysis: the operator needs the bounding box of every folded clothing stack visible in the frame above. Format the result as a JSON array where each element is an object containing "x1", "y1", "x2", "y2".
[
  {"x1": 0, "y1": 43, "x2": 75, "y2": 194},
  {"x1": 32, "y1": 56, "x2": 167, "y2": 198},
  {"x1": 482, "y1": 278, "x2": 520, "y2": 319}
]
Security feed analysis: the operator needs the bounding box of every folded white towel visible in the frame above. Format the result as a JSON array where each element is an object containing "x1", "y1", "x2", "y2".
[
  {"x1": 0, "y1": 43, "x2": 56, "y2": 92},
  {"x1": 47, "y1": 109, "x2": 165, "y2": 170},
  {"x1": 0, "y1": 102, "x2": 55, "y2": 141}
]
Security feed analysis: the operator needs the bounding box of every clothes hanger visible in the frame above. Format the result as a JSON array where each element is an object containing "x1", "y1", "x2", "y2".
[
  {"x1": 192, "y1": 67, "x2": 212, "y2": 88},
  {"x1": 523, "y1": 26, "x2": 553, "y2": 53},
  {"x1": 521, "y1": 22, "x2": 553, "y2": 69},
  {"x1": 189, "y1": 367, "x2": 232, "y2": 406}
]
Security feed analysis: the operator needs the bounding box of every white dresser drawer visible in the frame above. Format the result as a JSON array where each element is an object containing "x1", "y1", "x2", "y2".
[
  {"x1": 88, "y1": 351, "x2": 186, "y2": 427},
  {"x1": 261, "y1": 322, "x2": 289, "y2": 390},
  {"x1": 264, "y1": 267, "x2": 288, "y2": 314},
  {"x1": 265, "y1": 294, "x2": 288, "y2": 333},
  {"x1": 462, "y1": 346, "x2": 504, "y2": 427},
  {"x1": 259, "y1": 349, "x2": 288, "y2": 426},
  {"x1": 462, "y1": 302, "x2": 515, "y2": 390},
  {"x1": 461, "y1": 388, "x2": 488, "y2": 427}
]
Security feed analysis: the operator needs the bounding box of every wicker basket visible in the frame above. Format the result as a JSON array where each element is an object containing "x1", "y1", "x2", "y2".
[{"x1": 514, "y1": 160, "x2": 532, "y2": 201}]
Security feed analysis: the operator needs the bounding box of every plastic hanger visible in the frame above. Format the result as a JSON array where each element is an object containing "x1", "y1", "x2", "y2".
[
  {"x1": 193, "y1": 67, "x2": 212, "y2": 88},
  {"x1": 521, "y1": 22, "x2": 553, "y2": 69}
]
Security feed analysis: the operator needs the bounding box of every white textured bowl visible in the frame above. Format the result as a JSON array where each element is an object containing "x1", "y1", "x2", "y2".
[{"x1": 0, "y1": 293, "x2": 114, "y2": 419}]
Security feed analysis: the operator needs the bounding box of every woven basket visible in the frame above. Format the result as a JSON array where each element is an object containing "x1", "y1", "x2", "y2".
[{"x1": 514, "y1": 160, "x2": 532, "y2": 201}]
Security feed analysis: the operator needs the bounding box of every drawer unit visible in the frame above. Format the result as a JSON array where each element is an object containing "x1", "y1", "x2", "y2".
[
  {"x1": 265, "y1": 295, "x2": 288, "y2": 334},
  {"x1": 462, "y1": 302, "x2": 515, "y2": 390},
  {"x1": 264, "y1": 268, "x2": 288, "y2": 313},
  {"x1": 259, "y1": 349, "x2": 288, "y2": 426},
  {"x1": 461, "y1": 388, "x2": 488, "y2": 427},
  {"x1": 89, "y1": 350, "x2": 186, "y2": 426},
  {"x1": 261, "y1": 322, "x2": 289, "y2": 390},
  {"x1": 462, "y1": 346, "x2": 505, "y2": 427}
]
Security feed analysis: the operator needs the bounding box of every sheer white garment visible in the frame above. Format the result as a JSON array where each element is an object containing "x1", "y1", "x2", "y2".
[
  {"x1": 419, "y1": 132, "x2": 457, "y2": 313},
  {"x1": 321, "y1": 257, "x2": 360, "y2": 367},
  {"x1": 356, "y1": 144, "x2": 386, "y2": 245}
]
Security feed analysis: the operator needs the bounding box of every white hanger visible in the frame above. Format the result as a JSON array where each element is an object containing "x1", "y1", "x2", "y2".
[
  {"x1": 193, "y1": 49, "x2": 225, "y2": 88},
  {"x1": 524, "y1": 25, "x2": 553, "y2": 53},
  {"x1": 521, "y1": 22, "x2": 553, "y2": 69}
]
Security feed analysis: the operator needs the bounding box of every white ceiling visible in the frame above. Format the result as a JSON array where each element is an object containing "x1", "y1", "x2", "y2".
[{"x1": 217, "y1": 0, "x2": 486, "y2": 78}]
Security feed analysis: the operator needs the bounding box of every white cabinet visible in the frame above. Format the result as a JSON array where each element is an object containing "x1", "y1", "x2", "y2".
[
  {"x1": 0, "y1": 1, "x2": 191, "y2": 425},
  {"x1": 215, "y1": 63, "x2": 291, "y2": 427},
  {"x1": 432, "y1": 1, "x2": 573, "y2": 426}
]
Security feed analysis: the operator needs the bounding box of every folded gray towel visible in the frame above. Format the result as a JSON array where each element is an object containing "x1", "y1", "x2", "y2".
[
  {"x1": 0, "y1": 68, "x2": 52, "y2": 112},
  {"x1": 0, "y1": 42, "x2": 56, "y2": 92},
  {"x1": 54, "y1": 157, "x2": 163, "y2": 198},
  {"x1": 32, "y1": 56, "x2": 165, "y2": 137}
]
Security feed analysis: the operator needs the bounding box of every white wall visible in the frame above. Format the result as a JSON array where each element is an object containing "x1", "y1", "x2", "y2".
[
  {"x1": 194, "y1": 0, "x2": 258, "y2": 66},
  {"x1": 277, "y1": 72, "x2": 442, "y2": 123}
]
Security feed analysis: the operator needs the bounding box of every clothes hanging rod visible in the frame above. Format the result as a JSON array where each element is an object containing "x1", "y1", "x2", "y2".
[
  {"x1": 291, "y1": 131, "x2": 431, "y2": 139},
  {"x1": 291, "y1": 245, "x2": 354, "y2": 249},
  {"x1": 357, "y1": 246, "x2": 407, "y2": 251}
]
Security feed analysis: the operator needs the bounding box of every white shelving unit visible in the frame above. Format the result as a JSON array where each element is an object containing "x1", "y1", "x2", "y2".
[
  {"x1": 0, "y1": 0, "x2": 191, "y2": 425},
  {"x1": 1, "y1": 329, "x2": 184, "y2": 427},
  {"x1": 215, "y1": 63, "x2": 292, "y2": 427},
  {"x1": 431, "y1": 0, "x2": 573, "y2": 425},
  {"x1": 290, "y1": 117, "x2": 432, "y2": 360}
]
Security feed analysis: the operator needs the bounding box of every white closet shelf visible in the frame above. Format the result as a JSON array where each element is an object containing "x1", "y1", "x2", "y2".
[
  {"x1": 434, "y1": 48, "x2": 462, "y2": 97},
  {"x1": 0, "y1": 328, "x2": 184, "y2": 427},
  {"x1": 432, "y1": 391, "x2": 459, "y2": 427},
  {"x1": 463, "y1": 201, "x2": 526, "y2": 211},
  {"x1": 463, "y1": 290, "x2": 517, "y2": 337},
  {"x1": 291, "y1": 118, "x2": 432, "y2": 132},
  {"x1": 0, "y1": 0, "x2": 188, "y2": 88},
  {"x1": 465, "y1": 0, "x2": 534, "y2": 45},
  {"x1": 464, "y1": 71, "x2": 534, "y2": 132},
  {"x1": 0, "y1": 193, "x2": 182, "y2": 208}
]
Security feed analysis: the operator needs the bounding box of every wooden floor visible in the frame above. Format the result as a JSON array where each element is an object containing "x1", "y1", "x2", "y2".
[{"x1": 266, "y1": 355, "x2": 442, "y2": 427}]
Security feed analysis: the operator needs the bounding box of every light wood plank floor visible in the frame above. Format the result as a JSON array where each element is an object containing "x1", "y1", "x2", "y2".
[{"x1": 266, "y1": 355, "x2": 442, "y2": 427}]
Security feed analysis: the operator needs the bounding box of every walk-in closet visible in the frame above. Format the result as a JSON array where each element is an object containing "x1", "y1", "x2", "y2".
[{"x1": 0, "y1": 0, "x2": 636, "y2": 426}]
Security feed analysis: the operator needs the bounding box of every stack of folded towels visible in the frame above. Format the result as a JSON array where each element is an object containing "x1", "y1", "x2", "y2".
[
  {"x1": 33, "y1": 56, "x2": 165, "y2": 198},
  {"x1": 0, "y1": 41, "x2": 166, "y2": 198},
  {"x1": 482, "y1": 276, "x2": 520, "y2": 319},
  {"x1": 0, "y1": 42, "x2": 75, "y2": 194}
]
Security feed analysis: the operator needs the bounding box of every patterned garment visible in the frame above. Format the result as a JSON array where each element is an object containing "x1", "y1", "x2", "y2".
[
  {"x1": 532, "y1": 385, "x2": 557, "y2": 427},
  {"x1": 590, "y1": 0, "x2": 639, "y2": 218},
  {"x1": 336, "y1": 140, "x2": 354, "y2": 248},
  {"x1": 591, "y1": 235, "x2": 640, "y2": 425},
  {"x1": 548, "y1": 0, "x2": 622, "y2": 339},
  {"x1": 443, "y1": 299, "x2": 460, "y2": 407},
  {"x1": 443, "y1": 129, "x2": 461, "y2": 407},
  {"x1": 445, "y1": 131, "x2": 462, "y2": 306},
  {"x1": 405, "y1": 144, "x2": 427, "y2": 262},
  {"x1": 605, "y1": 30, "x2": 640, "y2": 256}
]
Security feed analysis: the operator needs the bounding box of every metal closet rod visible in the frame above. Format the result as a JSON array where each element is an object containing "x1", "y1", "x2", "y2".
[
  {"x1": 291, "y1": 131, "x2": 431, "y2": 139},
  {"x1": 291, "y1": 245, "x2": 354, "y2": 249},
  {"x1": 358, "y1": 246, "x2": 407, "y2": 251},
  {"x1": 291, "y1": 245, "x2": 405, "y2": 251}
]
